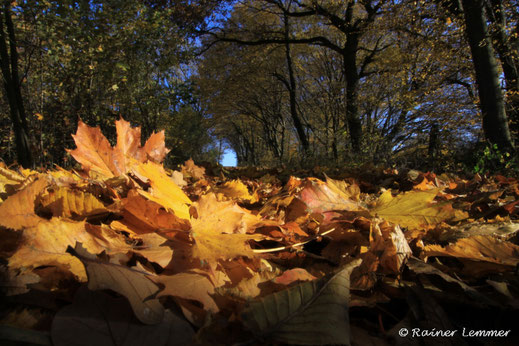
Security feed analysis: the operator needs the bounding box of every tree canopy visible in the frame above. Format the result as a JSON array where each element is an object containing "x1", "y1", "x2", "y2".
[{"x1": 1, "y1": 0, "x2": 518, "y2": 172}]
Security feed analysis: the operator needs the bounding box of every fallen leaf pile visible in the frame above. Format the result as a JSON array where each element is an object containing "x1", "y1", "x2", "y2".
[{"x1": 1, "y1": 119, "x2": 519, "y2": 345}]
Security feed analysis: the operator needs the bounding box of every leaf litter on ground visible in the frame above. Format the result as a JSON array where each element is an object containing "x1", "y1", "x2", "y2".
[{"x1": 0, "y1": 118, "x2": 519, "y2": 345}]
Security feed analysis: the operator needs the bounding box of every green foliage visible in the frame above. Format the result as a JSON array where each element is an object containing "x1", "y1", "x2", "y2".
[{"x1": 473, "y1": 143, "x2": 518, "y2": 175}]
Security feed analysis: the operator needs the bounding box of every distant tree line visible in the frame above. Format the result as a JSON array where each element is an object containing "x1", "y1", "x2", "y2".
[{"x1": 1, "y1": 0, "x2": 518, "y2": 170}]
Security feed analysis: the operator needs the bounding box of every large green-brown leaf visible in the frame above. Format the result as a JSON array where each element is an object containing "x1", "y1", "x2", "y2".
[{"x1": 241, "y1": 258, "x2": 361, "y2": 345}]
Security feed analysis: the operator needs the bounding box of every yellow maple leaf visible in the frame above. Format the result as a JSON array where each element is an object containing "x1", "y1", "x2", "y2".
[
  {"x1": 190, "y1": 193, "x2": 263, "y2": 265},
  {"x1": 371, "y1": 189, "x2": 467, "y2": 229}
]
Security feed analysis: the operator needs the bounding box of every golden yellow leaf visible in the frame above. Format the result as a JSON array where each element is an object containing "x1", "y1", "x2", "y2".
[
  {"x1": 190, "y1": 193, "x2": 263, "y2": 265},
  {"x1": 0, "y1": 178, "x2": 48, "y2": 230},
  {"x1": 8, "y1": 219, "x2": 101, "y2": 281},
  {"x1": 68, "y1": 118, "x2": 171, "y2": 179},
  {"x1": 0, "y1": 164, "x2": 25, "y2": 197},
  {"x1": 371, "y1": 189, "x2": 466, "y2": 229},
  {"x1": 214, "y1": 179, "x2": 256, "y2": 202},
  {"x1": 114, "y1": 117, "x2": 144, "y2": 168},
  {"x1": 131, "y1": 161, "x2": 191, "y2": 220},
  {"x1": 132, "y1": 232, "x2": 174, "y2": 268},
  {"x1": 39, "y1": 187, "x2": 107, "y2": 219},
  {"x1": 324, "y1": 174, "x2": 361, "y2": 201}
]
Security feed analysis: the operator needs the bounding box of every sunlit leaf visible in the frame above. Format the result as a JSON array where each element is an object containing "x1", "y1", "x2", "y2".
[
  {"x1": 131, "y1": 161, "x2": 191, "y2": 220},
  {"x1": 371, "y1": 189, "x2": 466, "y2": 229},
  {"x1": 0, "y1": 178, "x2": 48, "y2": 230}
]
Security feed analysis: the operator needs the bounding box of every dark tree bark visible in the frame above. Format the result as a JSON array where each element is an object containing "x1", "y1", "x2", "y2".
[
  {"x1": 343, "y1": 31, "x2": 363, "y2": 152},
  {"x1": 0, "y1": 1, "x2": 33, "y2": 167},
  {"x1": 485, "y1": 0, "x2": 519, "y2": 139},
  {"x1": 428, "y1": 122, "x2": 440, "y2": 169},
  {"x1": 461, "y1": 0, "x2": 514, "y2": 151},
  {"x1": 283, "y1": 12, "x2": 310, "y2": 155}
]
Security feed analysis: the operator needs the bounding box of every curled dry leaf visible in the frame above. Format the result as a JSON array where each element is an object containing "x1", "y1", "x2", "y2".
[
  {"x1": 0, "y1": 164, "x2": 25, "y2": 197},
  {"x1": 171, "y1": 170, "x2": 187, "y2": 187},
  {"x1": 39, "y1": 186, "x2": 107, "y2": 219},
  {"x1": 0, "y1": 178, "x2": 48, "y2": 230},
  {"x1": 424, "y1": 235, "x2": 519, "y2": 275},
  {"x1": 70, "y1": 244, "x2": 164, "y2": 325},
  {"x1": 370, "y1": 220, "x2": 412, "y2": 274}
]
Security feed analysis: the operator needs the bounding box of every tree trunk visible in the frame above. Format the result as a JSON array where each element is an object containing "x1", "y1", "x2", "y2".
[
  {"x1": 0, "y1": 2, "x2": 33, "y2": 167},
  {"x1": 343, "y1": 32, "x2": 363, "y2": 153},
  {"x1": 461, "y1": 0, "x2": 514, "y2": 151},
  {"x1": 428, "y1": 122, "x2": 439, "y2": 170},
  {"x1": 487, "y1": 0, "x2": 519, "y2": 140},
  {"x1": 283, "y1": 13, "x2": 310, "y2": 155}
]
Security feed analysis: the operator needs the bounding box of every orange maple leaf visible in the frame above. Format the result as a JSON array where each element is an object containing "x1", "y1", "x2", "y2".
[{"x1": 68, "y1": 118, "x2": 170, "y2": 178}]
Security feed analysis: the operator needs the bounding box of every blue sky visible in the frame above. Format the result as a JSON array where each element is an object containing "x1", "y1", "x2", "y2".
[{"x1": 220, "y1": 149, "x2": 237, "y2": 166}]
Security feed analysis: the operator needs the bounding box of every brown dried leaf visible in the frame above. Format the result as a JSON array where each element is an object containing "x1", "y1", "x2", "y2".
[
  {"x1": 153, "y1": 272, "x2": 218, "y2": 313},
  {"x1": 181, "y1": 159, "x2": 205, "y2": 180},
  {"x1": 118, "y1": 190, "x2": 190, "y2": 235},
  {"x1": 72, "y1": 245, "x2": 164, "y2": 325},
  {"x1": 424, "y1": 235, "x2": 519, "y2": 272}
]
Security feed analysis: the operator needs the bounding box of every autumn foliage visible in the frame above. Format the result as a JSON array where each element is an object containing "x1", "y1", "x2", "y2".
[{"x1": 1, "y1": 118, "x2": 519, "y2": 345}]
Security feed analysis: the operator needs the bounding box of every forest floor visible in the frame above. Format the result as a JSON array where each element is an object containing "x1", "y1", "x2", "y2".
[{"x1": 1, "y1": 119, "x2": 519, "y2": 346}]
